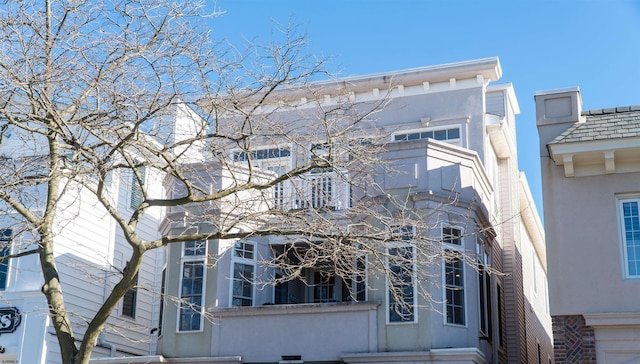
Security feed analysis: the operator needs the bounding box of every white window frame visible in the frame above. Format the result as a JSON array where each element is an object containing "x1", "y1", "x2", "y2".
[
  {"x1": 618, "y1": 196, "x2": 640, "y2": 279},
  {"x1": 231, "y1": 146, "x2": 292, "y2": 162},
  {"x1": 442, "y1": 224, "x2": 467, "y2": 327},
  {"x1": 177, "y1": 240, "x2": 207, "y2": 333},
  {"x1": 386, "y1": 225, "x2": 417, "y2": 324},
  {"x1": 476, "y1": 236, "x2": 492, "y2": 338},
  {"x1": 0, "y1": 228, "x2": 12, "y2": 291},
  {"x1": 442, "y1": 224, "x2": 463, "y2": 246},
  {"x1": 229, "y1": 241, "x2": 256, "y2": 307},
  {"x1": 393, "y1": 125, "x2": 462, "y2": 146}
]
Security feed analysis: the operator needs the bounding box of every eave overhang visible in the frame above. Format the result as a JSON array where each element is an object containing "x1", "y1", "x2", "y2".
[
  {"x1": 486, "y1": 113, "x2": 515, "y2": 159},
  {"x1": 548, "y1": 136, "x2": 640, "y2": 177},
  {"x1": 243, "y1": 57, "x2": 502, "y2": 103}
]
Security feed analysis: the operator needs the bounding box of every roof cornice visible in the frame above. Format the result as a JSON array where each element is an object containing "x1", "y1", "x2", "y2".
[
  {"x1": 265, "y1": 57, "x2": 502, "y2": 101},
  {"x1": 549, "y1": 136, "x2": 640, "y2": 159}
]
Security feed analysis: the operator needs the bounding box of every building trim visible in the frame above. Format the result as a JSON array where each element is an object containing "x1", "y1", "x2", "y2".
[
  {"x1": 584, "y1": 312, "x2": 640, "y2": 327},
  {"x1": 90, "y1": 355, "x2": 242, "y2": 364},
  {"x1": 341, "y1": 347, "x2": 487, "y2": 363},
  {"x1": 208, "y1": 301, "x2": 380, "y2": 317}
]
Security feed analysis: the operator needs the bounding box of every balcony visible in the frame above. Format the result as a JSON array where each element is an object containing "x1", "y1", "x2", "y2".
[
  {"x1": 273, "y1": 171, "x2": 351, "y2": 212},
  {"x1": 208, "y1": 301, "x2": 379, "y2": 363}
]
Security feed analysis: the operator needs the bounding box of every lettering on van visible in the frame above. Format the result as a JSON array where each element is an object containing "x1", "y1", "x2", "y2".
[{"x1": 0, "y1": 308, "x2": 20, "y2": 335}]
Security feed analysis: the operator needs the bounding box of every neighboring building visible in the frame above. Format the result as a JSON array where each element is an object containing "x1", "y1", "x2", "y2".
[
  {"x1": 536, "y1": 88, "x2": 640, "y2": 363},
  {"x1": 141, "y1": 58, "x2": 552, "y2": 364},
  {"x1": 0, "y1": 104, "x2": 201, "y2": 362}
]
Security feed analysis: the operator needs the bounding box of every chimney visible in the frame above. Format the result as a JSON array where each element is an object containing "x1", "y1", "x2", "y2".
[{"x1": 534, "y1": 87, "x2": 582, "y2": 157}]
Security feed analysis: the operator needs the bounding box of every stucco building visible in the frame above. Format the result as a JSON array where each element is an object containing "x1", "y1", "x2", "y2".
[
  {"x1": 136, "y1": 58, "x2": 551, "y2": 364},
  {"x1": 536, "y1": 88, "x2": 640, "y2": 363}
]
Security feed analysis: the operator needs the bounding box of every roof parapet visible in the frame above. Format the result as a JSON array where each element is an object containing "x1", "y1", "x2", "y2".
[{"x1": 535, "y1": 87, "x2": 582, "y2": 157}]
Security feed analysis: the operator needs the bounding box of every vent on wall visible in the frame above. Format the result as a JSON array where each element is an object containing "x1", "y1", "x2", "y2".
[{"x1": 279, "y1": 355, "x2": 303, "y2": 364}]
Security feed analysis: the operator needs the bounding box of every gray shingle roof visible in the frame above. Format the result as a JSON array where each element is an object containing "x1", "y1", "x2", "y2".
[{"x1": 550, "y1": 106, "x2": 640, "y2": 144}]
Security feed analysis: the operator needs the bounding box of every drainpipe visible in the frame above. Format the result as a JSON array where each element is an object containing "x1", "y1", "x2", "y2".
[{"x1": 98, "y1": 333, "x2": 117, "y2": 357}]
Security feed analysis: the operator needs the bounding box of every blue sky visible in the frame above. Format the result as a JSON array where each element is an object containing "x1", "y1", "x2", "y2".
[{"x1": 211, "y1": 0, "x2": 640, "y2": 217}]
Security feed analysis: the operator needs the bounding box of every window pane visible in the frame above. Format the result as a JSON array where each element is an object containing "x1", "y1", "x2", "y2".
[
  {"x1": 231, "y1": 263, "x2": 254, "y2": 307},
  {"x1": 448, "y1": 128, "x2": 460, "y2": 139},
  {"x1": 179, "y1": 261, "x2": 204, "y2": 331},
  {"x1": 0, "y1": 230, "x2": 10, "y2": 290},
  {"x1": 421, "y1": 131, "x2": 433, "y2": 139},
  {"x1": 443, "y1": 226, "x2": 462, "y2": 245},
  {"x1": 434, "y1": 129, "x2": 447, "y2": 140},
  {"x1": 388, "y1": 246, "x2": 415, "y2": 322},
  {"x1": 184, "y1": 241, "x2": 206, "y2": 256},
  {"x1": 622, "y1": 201, "x2": 640, "y2": 277},
  {"x1": 234, "y1": 242, "x2": 255, "y2": 259},
  {"x1": 445, "y1": 254, "x2": 465, "y2": 325}
]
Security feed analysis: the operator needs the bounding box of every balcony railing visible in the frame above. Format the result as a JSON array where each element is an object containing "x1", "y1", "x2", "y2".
[{"x1": 274, "y1": 171, "x2": 350, "y2": 211}]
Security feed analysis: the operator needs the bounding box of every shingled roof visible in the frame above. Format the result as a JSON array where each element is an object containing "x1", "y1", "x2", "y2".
[{"x1": 550, "y1": 106, "x2": 640, "y2": 144}]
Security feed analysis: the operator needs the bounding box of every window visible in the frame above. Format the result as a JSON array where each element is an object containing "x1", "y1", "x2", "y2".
[
  {"x1": 122, "y1": 261, "x2": 138, "y2": 319},
  {"x1": 313, "y1": 271, "x2": 335, "y2": 303},
  {"x1": 0, "y1": 229, "x2": 11, "y2": 290},
  {"x1": 233, "y1": 146, "x2": 291, "y2": 210},
  {"x1": 387, "y1": 226, "x2": 416, "y2": 323},
  {"x1": 443, "y1": 225, "x2": 465, "y2": 325},
  {"x1": 130, "y1": 164, "x2": 146, "y2": 209},
  {"x1": 178, "y1": 241, "x2": 206, "y2": 331},
  {"x1": 231, "y1": 242, "x2": 255, "y2": 307},
  {"x1": 351, "y1": 254, "x2": 367, "y2": 302},
  {"x1": 388, "y1": 246, "x2": 415, "y2": 322},
  {"x1": 477, "y1": 239, "x2": 492, "y2": 339},
  {"x1": 232, "y1": 147, "x2": 291, "y2": 161},
  {"x1": 537, "y1": 341, "x2": 542, "y2": 364},
  {"x1": 394, "y1": 127, "x2": 461, "y2": 143},
  {"x1": 445, "y1": 253, "x2": 465, "y2": 325},
  {"x1": 234, "y1": 241, "x2": 254, "y2": 259},
  {"x1": 184, "y1": 240, "x2": 207, "y2": 256},
  {"x1": 443, "y1": 226, "x2": 463, "y2": 245},
  {"x1": 619, "y1": 198, "x2": 640, "y2": 277},
  {"x1": 310, "y1": 175, "x2": 333, "y2": 209}
]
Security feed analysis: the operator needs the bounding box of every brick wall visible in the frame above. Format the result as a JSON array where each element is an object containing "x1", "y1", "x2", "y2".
[{"x1": 552, "y1": 315, "x2": 596, "y2": 363}]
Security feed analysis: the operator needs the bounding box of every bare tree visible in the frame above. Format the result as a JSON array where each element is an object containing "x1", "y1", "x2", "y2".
[{"x1": 0, "y1": 1, "x2": 495, "y2": 363}]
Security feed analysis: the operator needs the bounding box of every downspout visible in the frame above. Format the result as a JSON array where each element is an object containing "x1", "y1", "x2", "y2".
[{"x1": 98, "y1": 333, "x2": 117, "y2": 357}]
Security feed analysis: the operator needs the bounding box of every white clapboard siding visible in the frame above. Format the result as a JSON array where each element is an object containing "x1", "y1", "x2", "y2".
[{"x1": 486, "y1": 90, "x2": 506, "y2": 117}]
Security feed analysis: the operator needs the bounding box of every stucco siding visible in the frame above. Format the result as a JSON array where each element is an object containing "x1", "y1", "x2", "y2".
[{"x1": 543, "y1": 162, "x2": 640, "y2": 315}]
